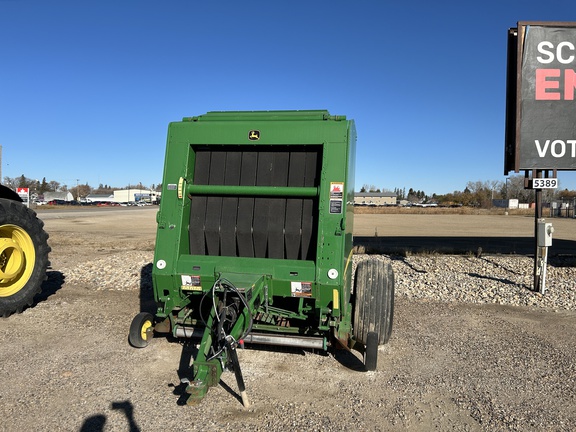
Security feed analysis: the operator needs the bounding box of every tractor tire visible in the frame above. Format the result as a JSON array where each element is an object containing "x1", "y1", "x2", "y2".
[
  {"x1": 0, "y1": 198, "x2": 50, "y2": 317},
  {"x1": 129, "y1": 312, "x2": 155, "y2": 348},
  {"x1": 353, "y1": 258, "x2": 394, "y2": 346}
]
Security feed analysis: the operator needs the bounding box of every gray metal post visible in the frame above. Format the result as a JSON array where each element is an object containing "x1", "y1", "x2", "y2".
[{"x1": 533, "y1": 170, "x2": 543, "y2": 292}]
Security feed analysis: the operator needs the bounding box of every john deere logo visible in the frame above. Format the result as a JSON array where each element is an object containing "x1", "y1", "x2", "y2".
[{"x1": 249, "y1": 130, "x2": 260, "y2": 140}]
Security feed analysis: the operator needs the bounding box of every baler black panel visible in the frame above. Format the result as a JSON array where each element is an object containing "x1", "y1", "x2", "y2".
[
  {"x1": 301, "y1": 150, "x2": 318, "y2": 261},
  {"x1": 220, "y1": 151, "x2": 242, "y2": 256},
  {"x1": 237, "y1": 151, "x2": 257, "y2": 257},
  {"x1": 267, "y1": 151, "x2": 289, "y2": 259},
  {"x1": 204, "y1": 152, "x2": 226, "y2": 256},
  {"x1": 253, "y1": 152, "x2": 273, "y2": 258},
  {"x1": 189, "y1": 150, "x2": 211, "y2": 255},
  {"x1": 189, "y1": 146, "x2": 320, "y2": 260},
  {"x1": 285, "y1": 152, "x2": 306, "y2": 260}
]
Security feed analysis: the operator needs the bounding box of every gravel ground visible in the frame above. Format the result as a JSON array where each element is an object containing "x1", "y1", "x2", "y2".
[
  {"x1": 363, "y1": 254, "x2": 576, "y2": 311},
  {"x1": 1, "y1": 209, "x2": 575, "y2": 431},
  {"x1": 63, "y1": 250, "x2": 576, "y2": 311}
]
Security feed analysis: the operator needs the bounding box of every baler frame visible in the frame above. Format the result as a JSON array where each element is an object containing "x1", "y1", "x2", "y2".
[{"x1": 129, "y1": 110, "x2": 394, "y2": 406}]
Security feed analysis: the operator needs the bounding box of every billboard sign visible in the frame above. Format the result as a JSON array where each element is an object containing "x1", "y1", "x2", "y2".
[{"x1": 505, "y1": 22, "x2": 576, "y2": 173}]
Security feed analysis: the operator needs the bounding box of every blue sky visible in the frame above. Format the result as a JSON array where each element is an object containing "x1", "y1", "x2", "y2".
[{"x1": 1, "y1": 1, "x2": 576, "y2": 194}]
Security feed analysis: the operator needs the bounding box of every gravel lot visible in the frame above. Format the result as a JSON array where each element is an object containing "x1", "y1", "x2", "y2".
[{"x1": 1, "y1": 208, "x2": 575, "y2": 431}]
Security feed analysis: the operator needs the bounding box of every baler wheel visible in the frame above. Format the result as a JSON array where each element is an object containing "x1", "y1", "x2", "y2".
[
  {"x1": 129, "y1": 312, "x2": 154, "y2": 348},
  {"x1": 353, "y1": 259, "x2": 394, "y2": 346}
]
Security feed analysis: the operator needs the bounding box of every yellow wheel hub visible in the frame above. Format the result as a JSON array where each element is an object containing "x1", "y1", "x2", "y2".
[
  {"x1": 0, "y1": 224, "x2": 35, "y2": 297},
  {"x1": 141, "y1": 320, "x2": 153, "y2": 341}
]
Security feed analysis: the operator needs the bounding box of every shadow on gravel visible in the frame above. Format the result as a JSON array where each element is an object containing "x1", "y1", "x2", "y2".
[
  {"x1": 31, "y1": 270, "x2": 65, "y2": 310},
  {"x1": 79, "y1": 400, "x2": 140, "y2": 432},
  {"x1": 478, "y1": 256, "x2": 525, "y2": 275},
  {"x1": 171, "y1": 342, "x2": 336, "y2": 406},
  {"x1": 333, "y1": 349, "x2": 367, "y2": 372},
  {"x1": 138, "y1": 263, "x2": 156, "y2": 314},
  {"x1": 466, "y1": 256, "x2": 526, "y2": 286},
  {"x1": 355, "y1": 235, "x2": 576, "y2": 256},
  {"x1": 170, "y1": 341, "x2": 256, "y2": 406},
  {"x1": 390, "y1": 255, "x2": 427, "y2": 273},
  {"x1": 171, "y1": 341, "x2": 199, "y2": 405},
  {"x1": 467, "y1": 272, "x2": 526, "y2": 288}
]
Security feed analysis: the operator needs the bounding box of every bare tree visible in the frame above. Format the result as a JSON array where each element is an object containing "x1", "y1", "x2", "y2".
[
  {"x1": 48, "y1": 180, "x2": 60, "y2": 192},
  {"x1": 3, "y1": 176, "x2": 17, "y2": 189}
]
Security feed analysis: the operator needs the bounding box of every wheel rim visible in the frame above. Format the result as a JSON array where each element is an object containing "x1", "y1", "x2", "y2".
[
  {"x1": 140, "y1": 319, "x2": 153, "y2": 341},
  {"x1": 0, "y1": 224, "x2": 36, "y2": 297}
]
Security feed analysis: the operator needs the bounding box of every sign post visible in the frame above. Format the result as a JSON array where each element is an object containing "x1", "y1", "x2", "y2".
[
  {"x1": 505, "y1": 21, "x2": 576, "y2": 293},
  {"x1": 534, "y1": 172, "x2": 545, "y2": 291}
]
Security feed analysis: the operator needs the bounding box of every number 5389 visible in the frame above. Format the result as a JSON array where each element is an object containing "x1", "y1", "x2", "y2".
[{"x1": 533, "y1": 178, "x2": 558, "y2": 189}]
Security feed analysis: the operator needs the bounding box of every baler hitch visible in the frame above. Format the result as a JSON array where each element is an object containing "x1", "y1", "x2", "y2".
[{"x1": 180, "y1": 277, "x2": 261, "y2": 406}]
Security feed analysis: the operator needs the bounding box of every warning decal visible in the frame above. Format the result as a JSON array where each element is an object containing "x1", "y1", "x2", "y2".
[
  {"x1": 291, "y1": 281, "x2": 312, "y2": 297},
  {"x1": 329, "y1": 182, "x2": 344, "y2": 214},
  {"x1": 330, "y1": 182, "x2": 344, "y2": 199},
  {"x1": 181, "y1": 275, "x2": 202, "y2": 291}
]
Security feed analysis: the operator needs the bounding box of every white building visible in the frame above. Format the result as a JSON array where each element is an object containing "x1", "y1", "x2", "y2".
[
  {"x1": 43, "y1": 191, "x2": 75, "y2": 202},
  {"x1": 113, "y1": 189, "x2": 159, "y2": 204},
  {"x1": 354, "y1": 192, "x2": 397, "y2": 206}
]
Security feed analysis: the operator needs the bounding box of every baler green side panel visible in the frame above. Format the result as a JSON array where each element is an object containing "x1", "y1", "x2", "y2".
[{"x1": 340, "y1": 120, "x2": 356, "y2": 317}]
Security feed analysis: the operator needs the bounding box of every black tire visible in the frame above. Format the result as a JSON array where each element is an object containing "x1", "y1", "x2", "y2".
[
  {"x1": 364, "y1": 331, "x2": 379, "y2": 371},
  {"x1": 129, "y1": 312, "x2": 154, "y2": 348},
  {"x1": 0, "y1": 198, "x2": 50, "y2": 317},
  {"x1": 353, "y1": 259, "x2": 394, "y2": 345}
]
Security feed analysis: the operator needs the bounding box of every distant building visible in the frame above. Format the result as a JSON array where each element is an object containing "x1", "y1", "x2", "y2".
[
  {"x1": 113, "y1": 189, "x2": 159, "y2": 203},
  {"x1": 354, "y1": 192, "x2": 397, "y2": 206},
  {"x1": 44, "y1": 191, "x2": 74, "y2": 202}
]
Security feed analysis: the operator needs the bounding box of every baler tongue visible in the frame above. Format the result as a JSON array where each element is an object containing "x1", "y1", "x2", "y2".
[{"x1": 180, "y1": 276, "x2": 259, "y2": 406}]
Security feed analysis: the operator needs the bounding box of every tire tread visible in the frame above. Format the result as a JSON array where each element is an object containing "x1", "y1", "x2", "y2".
[
  {"x1": 0, "y1": 199, "x2": 50, "y2": 317},
  {"x1": 353, "y1": 259, "x2": 394, "y2": 345}
]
